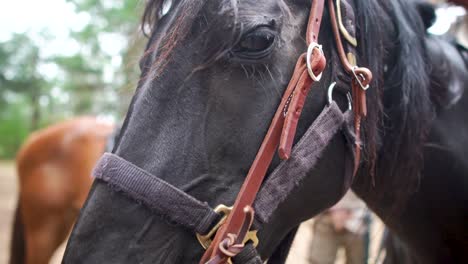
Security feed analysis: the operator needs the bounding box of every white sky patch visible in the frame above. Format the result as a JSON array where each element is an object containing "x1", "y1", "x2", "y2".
[
  {"x1": 429, "y1": 6, "x2": 466, "y2": 35},
  {"x1": 0, "y1": 0, "x2": 93, "y2": 66},
  {"x1": 0, "y1": 0, "x2": 90, "y2": 44},
  {"x1": 39, "y1": 95, "x2": 50, "y2": 107},
  {"x1": 98, "y1": 33, "x2": 127, "y2": 57},
  {"x1": 37, "y1": 62, "x2": 58, "y2": 80},
  {"x1": 0, "y1": 0, "x2": 127, "y2": 92},
  {"x1": 0, "y1": 0, "x2": 132, "y2": 119}
]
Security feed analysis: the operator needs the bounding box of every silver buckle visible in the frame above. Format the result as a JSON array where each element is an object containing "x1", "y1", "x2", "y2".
[
  {"x1": 328, "y1": 82, "x2": 352, "y2": 111},
  {"x1": 351, "y1": 66, "x2": 370, "y2": 90},
  {"x1": 306, "y1": 42, "x2": 323, "y2": 81}
]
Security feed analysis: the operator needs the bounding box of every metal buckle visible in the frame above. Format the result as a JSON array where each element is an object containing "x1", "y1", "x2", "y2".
[
  {"x1": 327, "y1": 82, "x2": 337, "y2": 105},
  {"x1": 196, "y1": 204, "x2": 231, "y2": 249},
  {"x1": 336, "y1": 0, "x2": 357, "y2": 47},
  {"x1": 306, "y1": 42, "x2": 323, "y2": 81},
  {"x1": 351, "y1": 66, "x2": 370, "y2": 90},
  {"x1": 328, "y1": 82, "x2": 352, "y2": 111},
  {"x1": 196, "y1": 204, "x2": 259, "y2": 250}
]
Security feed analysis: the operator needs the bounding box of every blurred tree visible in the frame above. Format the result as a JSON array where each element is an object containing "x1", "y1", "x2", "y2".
[
  {"x1": 66, "y1": 0, "x2": 146, "y2": 115},
  {"x1": 0, "y1": 34, "x2": 53, "y2": 157},
  {"x1": 0, "y1": 99, "x2": 30, "y2": 158},
  {"x1": 0, "y1": 34, "x2": 51, "y2": 131},
  {"x1": 0, "y1": 1, "x2": 146, "y2": 158}
]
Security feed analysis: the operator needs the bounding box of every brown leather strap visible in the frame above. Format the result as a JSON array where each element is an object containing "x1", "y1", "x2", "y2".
[
  {"x1": 279, "y1": 52, "x2": 326, "y2": 159},
  {"x1": 328, "y1": 0, "x2": 372, "y2": 175},
  {"x1": 306, "y1": 0, "x2": 326, "y2": 44},
  {"x1": 199, "y1": 1, "x2": 328, "y2": 263},
  {"x1": 200, "y1": 1, "x2": 374, "y2": 263}
]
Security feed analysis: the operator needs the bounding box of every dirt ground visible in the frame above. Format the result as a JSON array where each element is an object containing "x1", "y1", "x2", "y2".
[
  {"x1": 0, "y1": 161, "x2": 18, "y2": 264},
  {"x1": 0, "y1": 161, "x2": 65, "y2": 264},
  {"x1": 0, "y1": 161, "x2": 384, "y2": 264}
]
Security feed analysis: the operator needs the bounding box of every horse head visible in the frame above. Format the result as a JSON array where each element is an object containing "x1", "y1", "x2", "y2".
[{"x1": 64, "y1": 0, "x2": 434, "y2": 262}]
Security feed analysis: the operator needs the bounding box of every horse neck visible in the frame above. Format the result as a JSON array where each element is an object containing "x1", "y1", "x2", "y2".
[{"x1": 351, "y1": 35, "x2": 468, "y2": 263}]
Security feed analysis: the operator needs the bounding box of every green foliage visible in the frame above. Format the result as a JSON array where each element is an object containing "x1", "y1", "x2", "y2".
[
  {"x1": 0, "y1": 34, "x2": 42, "y2": 103},
  {"x1": 0, "y1": 1, "x2": 146, "y2": 159},
  {"x1": 0, "y1": 97, "x2": 31, "y2": 158},
  {"x1": 65, "y1": 0, "x2": 145, "y2": 114}
]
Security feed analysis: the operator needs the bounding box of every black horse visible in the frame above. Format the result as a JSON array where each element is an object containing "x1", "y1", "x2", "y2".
[{"x1": 62, "y1": 0, "x2": 467, "y2": 263}]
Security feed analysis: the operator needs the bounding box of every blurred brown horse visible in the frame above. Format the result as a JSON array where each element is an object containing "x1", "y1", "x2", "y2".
[{"x1": 9, "y1": 117, "x2": 114, "y2": 264}]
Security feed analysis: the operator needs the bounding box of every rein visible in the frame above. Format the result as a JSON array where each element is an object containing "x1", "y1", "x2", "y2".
[{"x1": 92, "y1": 0, "x2": 372, "y2": 263}]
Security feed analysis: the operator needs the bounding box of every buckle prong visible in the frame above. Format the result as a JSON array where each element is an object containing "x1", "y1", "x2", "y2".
[
  {"x1": 351, "y1": 66, "x2": 370, "y2": 90},
  {"x1": 196, "y1": 204, "x2": 259, "y2": 250},
  {"x1": 196, "y1": 204, "x2": 231, "y2": 249}
]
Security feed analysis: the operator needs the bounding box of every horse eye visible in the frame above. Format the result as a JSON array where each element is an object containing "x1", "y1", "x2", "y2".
[{"x1": 233, "y1": 27, "x2": 276, "y2": 58}]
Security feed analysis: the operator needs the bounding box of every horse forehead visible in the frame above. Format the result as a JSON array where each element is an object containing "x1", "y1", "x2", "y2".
[{"x1": 237, "y1": 0, "x2": 284, "y2": 14}]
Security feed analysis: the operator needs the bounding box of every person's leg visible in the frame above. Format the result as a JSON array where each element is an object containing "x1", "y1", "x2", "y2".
[
  {"x1": 343, "y1": 231, "x2": 365, "y2": 264},
  {"x1": 308, "y1": 215, "x2": 340, "y2": 264}
]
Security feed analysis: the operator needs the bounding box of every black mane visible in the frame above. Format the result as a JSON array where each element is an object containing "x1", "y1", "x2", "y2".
[{"x1": 354, "y1": 0, "x2": 434, "y2": 214}]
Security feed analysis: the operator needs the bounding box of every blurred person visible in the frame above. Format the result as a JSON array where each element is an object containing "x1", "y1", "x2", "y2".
[{"x1": 308, "y1": 191, "x2": 370, "y2": 264}]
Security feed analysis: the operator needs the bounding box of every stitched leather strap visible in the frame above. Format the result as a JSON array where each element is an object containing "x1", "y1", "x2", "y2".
[
  {"x1": 307, "y1": 0, "x2": 326, "y2": 44},
  {"x1": 202, "y1": 1, "x2": 375, "y2": 262},
  {"x1": 328, "y1": 0, "x2": 372, "y2": 175},
  {"x1": 85, "y1": 1, "x2": 373, "y2": 263},
  {"x1": 279, "y1": 53, "x2": 326, "y2": 159},
  {"x1": 200, "y1": 1, "x2": 328, "y2": 263}
]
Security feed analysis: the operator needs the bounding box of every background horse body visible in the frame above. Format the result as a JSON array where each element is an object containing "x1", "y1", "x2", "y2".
[
  {"x1": 10, "y1": 117, "x2": 114, "y2": 264},
  {"x1": 63, "y1": 1, "x2": 467, "y2": 263}
]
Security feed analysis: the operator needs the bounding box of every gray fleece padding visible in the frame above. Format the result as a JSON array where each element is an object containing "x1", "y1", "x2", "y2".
[
  {"x1": 93, "y1": 153, "x2": 220, "y2": 235},
  {"x1": 254, "y1": 102, "x2": 347, "y2": 224}
]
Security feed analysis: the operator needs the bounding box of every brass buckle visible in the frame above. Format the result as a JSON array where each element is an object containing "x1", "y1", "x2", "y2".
[
  {"x1": 196, "y1": 204, "x2": 259, "y2": 249},
  {"x1": 197, "y1": 204, "x2": 232, "y2": 249},
  {"x1": 336, "y1": 0, "x2": 358, "y2": 47}
]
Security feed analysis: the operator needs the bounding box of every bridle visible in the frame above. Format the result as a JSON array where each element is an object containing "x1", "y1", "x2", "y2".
[
  {"x1": 200, "y1": 0, "x2": 371, "y2": 262},
  {"x1": 91, "y1": 0, "x2": 373, "y2": 263}
]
